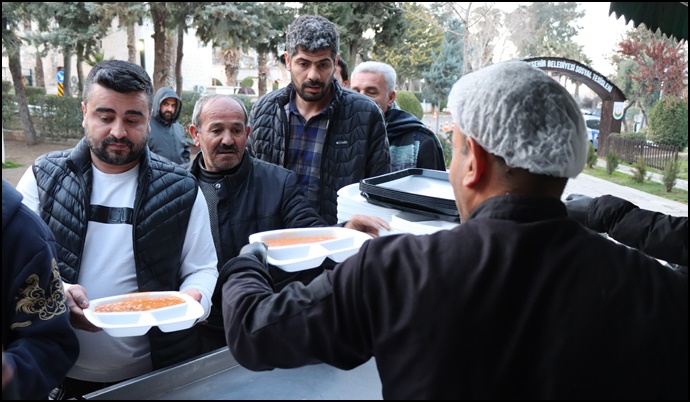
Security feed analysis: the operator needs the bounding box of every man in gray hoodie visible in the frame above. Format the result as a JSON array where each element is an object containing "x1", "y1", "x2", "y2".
[{"x1": 148, "y1": 87, "x2": 190, "y2": 164}]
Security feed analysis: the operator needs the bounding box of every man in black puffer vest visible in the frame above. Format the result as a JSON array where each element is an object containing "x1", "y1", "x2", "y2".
[{"x1": 16, "y1": 60, "x2": 218, "y2": 400}]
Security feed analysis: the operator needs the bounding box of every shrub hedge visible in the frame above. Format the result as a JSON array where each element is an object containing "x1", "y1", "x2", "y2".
[
  {"x1": 2, "y1": 90, "x2": 255, "y2": 142},
  {"x1": 396, "y1": 91, "x2": 423, "y2": 120}
]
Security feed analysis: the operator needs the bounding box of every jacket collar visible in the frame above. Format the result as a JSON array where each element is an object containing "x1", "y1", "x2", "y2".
[
  {"x1": 469, "y1": 195, "x2": 567, "y2": 222},
  {"x1": 385, "y1": 108, "x2": 435, "y2": 140},
  {"x1": 190, "y1": 151, "x2": 251, "y2": 189}
]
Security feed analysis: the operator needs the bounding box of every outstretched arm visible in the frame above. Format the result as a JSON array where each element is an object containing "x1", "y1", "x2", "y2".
[{"x1": 565, "y1": 194, "x2": 688, "y2": 267}]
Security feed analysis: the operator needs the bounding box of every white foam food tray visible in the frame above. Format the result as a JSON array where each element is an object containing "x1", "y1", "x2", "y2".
[
  {"x1": 390, "y1": 212, "x2": 460, "y2": 235},
  {"x1": 248, "y1": 227, "x2": 373, "y2": 272},
  {"x1": 337, "y1": 183, "x2": 401, "y2": 222},
  {"x1": 83, "y1": 291, "x2": 204, "y2": 337}
]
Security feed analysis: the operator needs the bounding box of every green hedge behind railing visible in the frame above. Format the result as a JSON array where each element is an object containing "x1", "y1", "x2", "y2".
[
  {"x1": 3, "y1": 92, "x2": 84, "y2": 141},
  {"x1": 2, "y1": 87, "x2": 254, "y2": 143}
]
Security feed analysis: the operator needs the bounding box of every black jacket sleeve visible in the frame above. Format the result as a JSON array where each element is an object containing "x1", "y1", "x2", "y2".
[
  {"x1": 588, "y1": 195, "x2": 688, "y2": 267},
  {"x1": 416, "y1": 133, "x2": 447, "y2": 171}
]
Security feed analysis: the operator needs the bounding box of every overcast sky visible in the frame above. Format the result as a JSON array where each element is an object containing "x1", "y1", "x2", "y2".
[
  {"x1": 487, "y1": 2, "x2": 632, "y2": 77},
  {"x1": 573, "y1": 2, "x2": 632, "y2": 76}
]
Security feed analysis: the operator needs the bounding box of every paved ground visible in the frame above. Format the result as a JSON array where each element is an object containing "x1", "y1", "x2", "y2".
[
  {"x1": 2, "y1": 137, "x2": 687, "y2": 217},
  {"x1": 2, "y1": 137, "x2": 81, "y2": 187},
  {"x1": 564, "y1": 170, "x2": 687, "y2": 217}
]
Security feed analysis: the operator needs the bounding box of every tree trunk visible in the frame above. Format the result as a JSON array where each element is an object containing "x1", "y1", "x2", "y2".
[
  {"x1": 461, "y1": 5, "x2": 472, "y2": 75},
  {"x1": 127, "y1": 23, "x2": 136, "y2": 63},
  {"x1": 63, "y1": 51, "x2": 72, "y2": 97},
  {"x1": 347, "y1": 43, "x2": 357, "y2": 71},
  {"x1": 277, "y1": 61, "x2": 288, "y2": 81},
  {"x1": 621, "y1": 104, "x2": 632, "y2": 132},
  {"x1": 223, "y1": 48, "x2": 240, "y2": 87},
  {"x1": 640, "y1": 107, "x2": 648, "y2": 131},
  {"x1": 35, "y1": 52, "x2": 45, "y2": 88},
  {"x1": 166, "y1": 34, "x2": 176, "y2": 88},
  {"x1": 175, "y1": 21, "x2": 184, "y2": 98},
  {"x1": 75, "y1": 43, "x2": 85, "y2": 97},
  {"x1": 257, "y1": 51, "x2": 268, "y2": 97},
  {"x1": 8, "y1": 48, "x2": 38, "y2": 145},
  {"x1": 151, "y1": 3, "x2": 170, "y2": 93}
]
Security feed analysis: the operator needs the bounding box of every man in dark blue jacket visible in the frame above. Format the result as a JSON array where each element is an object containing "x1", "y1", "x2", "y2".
[{"x1": 2, "y1": 178, "x2": 79, "y2": 400}]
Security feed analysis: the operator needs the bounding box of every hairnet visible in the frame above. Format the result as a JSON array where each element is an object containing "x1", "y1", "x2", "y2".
[{"x1": 447, "y1": 60, "x2": 588, "y2": 178}]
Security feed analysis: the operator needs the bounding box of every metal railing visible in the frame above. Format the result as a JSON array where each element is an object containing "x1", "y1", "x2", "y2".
[
  {"x1": 2, "y1": 67, "x2": 33, "y2": 86},
  {"x1": 607, "y1": 136, "x2": 679, "y2": 170}
]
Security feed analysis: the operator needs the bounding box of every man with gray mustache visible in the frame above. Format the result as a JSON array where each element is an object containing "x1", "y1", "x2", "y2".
[{"x1": 187, "y1": 94, "x2": 389, "y2": 353}]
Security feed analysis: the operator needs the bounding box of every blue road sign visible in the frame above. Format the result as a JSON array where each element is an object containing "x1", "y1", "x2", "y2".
[{"x1": 57, "y1": 71, "x2": 64, "y2": 83}]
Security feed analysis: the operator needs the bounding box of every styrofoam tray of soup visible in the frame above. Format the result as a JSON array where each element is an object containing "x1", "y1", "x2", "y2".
[
  {"x1": 83, "y1": 291, "x2": 204, "y2": 337},
  {"x1": 248, "y1": 227, "x2": 373, "y2": 272}
]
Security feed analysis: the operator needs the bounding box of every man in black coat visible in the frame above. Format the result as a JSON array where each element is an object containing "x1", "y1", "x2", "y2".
[
  {"x1": 215, "y1": 60, "x2": 687, "y2": 399},
  {"x1": 187, "y1": 94, "x2": 388, "y2": 352},
  {"x1": 248, "y1": 15, "x2": 391, "y2": 225},
  {"x1": 351, "y1": 61, "x2": 446, "y2": 172}
]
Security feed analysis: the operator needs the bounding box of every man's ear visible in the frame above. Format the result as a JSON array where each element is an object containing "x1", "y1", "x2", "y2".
[
  {"x1": 81, "y1": 102, "x2": 87, "y2": 128},
  {"x1": 388, "y1": 90, "x2": 396, "y2": 108},
  {"x1": 284, "y1": 51, "x2": 291, "y2": 71},
  {"x1": 462, "y1": 137, "x2": 488, "y2": 188},
  {"x1": 189, "y1": 124, "x2": 200, "y2": 146}
]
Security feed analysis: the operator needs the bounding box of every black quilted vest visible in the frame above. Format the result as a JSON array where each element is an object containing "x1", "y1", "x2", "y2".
[{"x1": 32, "y1": 138, "x2": 202, "y2": 369}]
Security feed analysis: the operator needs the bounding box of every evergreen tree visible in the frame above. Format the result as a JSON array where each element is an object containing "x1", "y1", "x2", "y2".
[
  {"x1": 373, "y1": 3, "x2": 443, "y2": 90},
  {"x1": 422, "y1": 19, "x2": 463, "y2": 111},
  {"x1": 648, "y1": 96, "x2": 688, "y2": 149}
]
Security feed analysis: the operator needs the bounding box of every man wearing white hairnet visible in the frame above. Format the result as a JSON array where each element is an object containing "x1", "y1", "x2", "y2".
[{"x1": 213, "y1": 60, "x2": 688, "y2": 399}]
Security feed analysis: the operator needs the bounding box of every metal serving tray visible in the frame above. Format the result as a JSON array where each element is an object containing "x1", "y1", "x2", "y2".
[
  {"x1": 81, "y1": 348, "x2": 382, "y2": 399},
  {"x1": 360, "y1": 169, "x2": 460, "y2": 222}
]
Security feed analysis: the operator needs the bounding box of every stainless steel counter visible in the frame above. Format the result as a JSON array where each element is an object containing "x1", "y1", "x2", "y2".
[{"x1": 83, "y1": 348, "x2": 382, "y2": 400}]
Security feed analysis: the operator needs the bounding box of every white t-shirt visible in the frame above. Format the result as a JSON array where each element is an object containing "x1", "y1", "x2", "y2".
[{"x1": 16, "y1": 163, "x2": 218, "y2": 382}]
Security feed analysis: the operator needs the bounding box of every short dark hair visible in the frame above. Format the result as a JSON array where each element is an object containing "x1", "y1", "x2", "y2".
[
  {"x1": 337, "y1": 58, "x2": 349, "y2": 82},
  {"x1": 83, "y1": 60, "x2": 153, "y2": 110}
]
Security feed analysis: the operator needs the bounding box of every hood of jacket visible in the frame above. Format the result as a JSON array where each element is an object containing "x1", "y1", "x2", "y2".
[
  {"x1": 2, "y1": 178, "x2": 22, "y2": 231},
  {"x1": 153, "y1": 87, "x2": 182, "y2": 126},
  {"x1": 385, "y1": 108, "x2": 435, "y2": 140}
]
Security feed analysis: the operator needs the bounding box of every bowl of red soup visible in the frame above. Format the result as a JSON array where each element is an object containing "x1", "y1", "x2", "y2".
[
  {"x1": 248, "y1": 227, "x2": 373, "y2": 272},
  {"x1": 84, "y1": 291, "x2": 204, "y2": 337}
]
